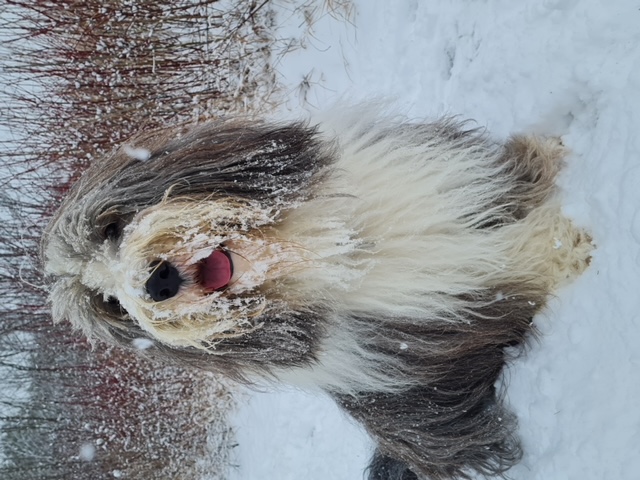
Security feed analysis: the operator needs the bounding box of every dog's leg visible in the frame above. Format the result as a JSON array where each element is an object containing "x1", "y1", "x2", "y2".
[
  {"x1": 498, "y1": 135, "x2": 566, "y2": 217},
  {"x1": 495, "y1": 136, "x2": 592, "y2": 292},
  {"x1": 337, "y1": 304, "x2": 532, "y2": 480},
  {"x1": 367, "y1": 451, "x2": 418, "y2": 480}
]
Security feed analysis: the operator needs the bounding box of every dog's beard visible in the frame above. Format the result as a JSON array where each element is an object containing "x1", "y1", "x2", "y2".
[{"x1": 81, "y1": 197, "x2": 325, "y2": 349}]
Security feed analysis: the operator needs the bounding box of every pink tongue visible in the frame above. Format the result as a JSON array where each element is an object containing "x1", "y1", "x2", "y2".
[{"x1": 200, "y1": 250, "x2": 232, "y2": 291}]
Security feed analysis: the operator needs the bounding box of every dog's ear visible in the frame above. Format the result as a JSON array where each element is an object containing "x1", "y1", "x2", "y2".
[
  {"x1": 137, "y1": 121, "x2": 335, "y2": 202},
  {"x1": 67, "y1": 121, "x2": 335, "y2": 222}
]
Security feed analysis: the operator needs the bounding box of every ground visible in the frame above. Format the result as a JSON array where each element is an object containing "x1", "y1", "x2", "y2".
[{"x1": 229, "y1": 1, "x2": 640, "y2": 479}]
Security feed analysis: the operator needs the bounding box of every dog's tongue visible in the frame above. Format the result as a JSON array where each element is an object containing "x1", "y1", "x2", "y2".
[{"x1": 200, "y1": 250, "x2": 232, "y2": 291}]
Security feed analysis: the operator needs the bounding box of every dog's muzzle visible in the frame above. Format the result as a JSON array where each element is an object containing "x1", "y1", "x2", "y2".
[
  {"x1": 146, "y1": 261, "x2": 184, "y2": 301},
  {"x1": 145, "y1": 250, "x2": 234, "y2": 302}
]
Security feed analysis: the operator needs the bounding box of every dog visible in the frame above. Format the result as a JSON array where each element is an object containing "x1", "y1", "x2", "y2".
[{"x1": 42, "y1": 107, "x2": 592, "y2": 479}]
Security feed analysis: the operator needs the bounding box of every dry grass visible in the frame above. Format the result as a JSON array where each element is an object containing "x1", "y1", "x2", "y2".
[{"x1": 0, "y1": 1, "x2": 353, "y2": 478}]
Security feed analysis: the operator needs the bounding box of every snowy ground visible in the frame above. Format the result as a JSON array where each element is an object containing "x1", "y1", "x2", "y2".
[{"x1": 229, "y1": 1, "x2": 640, "y2": 479}]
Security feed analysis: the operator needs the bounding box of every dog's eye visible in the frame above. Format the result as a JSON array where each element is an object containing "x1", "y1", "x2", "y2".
[
  {"x1": 92, "y1": 294, "x2": 130, "y2": 323},
  {"x1": 103, "y1": 222, "x2": 121, "y2": 241},
  {"x1": 105, "y1": 296, "x2": 127, "y2": 316},
  {"x1": 96, "y1": 211, "x2": 131, "y2": 242}
]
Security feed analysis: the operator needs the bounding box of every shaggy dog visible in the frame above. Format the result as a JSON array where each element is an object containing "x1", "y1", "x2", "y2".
[{"x1": 42, "y1": 108, "x2": 591, "y2": 480}]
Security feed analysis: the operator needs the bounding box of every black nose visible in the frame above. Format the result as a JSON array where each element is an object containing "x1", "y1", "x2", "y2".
[{"x1": 145, "y1": 261, "x2": 183, "y2": 302}]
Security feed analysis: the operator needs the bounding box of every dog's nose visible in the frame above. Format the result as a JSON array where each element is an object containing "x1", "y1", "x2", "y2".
[{"x1": 145, "y1": 261, "x2": 183, "y2": 302}]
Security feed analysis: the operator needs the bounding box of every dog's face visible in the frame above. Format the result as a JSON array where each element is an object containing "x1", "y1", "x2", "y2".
[{"x1": 42, "y1": 121, "x2": 333, "y2": 375}]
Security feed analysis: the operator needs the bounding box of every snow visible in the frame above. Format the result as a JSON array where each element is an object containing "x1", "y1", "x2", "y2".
[
  {"x1": 123, "y1": 145, "x2": 151, "y2": 161},
  {"x1": 131, "y1": 338, "x2": 154, "y2": 350},
  {"x1": 229, "y1": 386, "x2": 371, "y2": 480},
  {"x1": 228, "y1": 1, "x2": 640, "y2": 479},
  {"x1": 79, "y1": 443, "x2": 97, "y2": 462}
]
